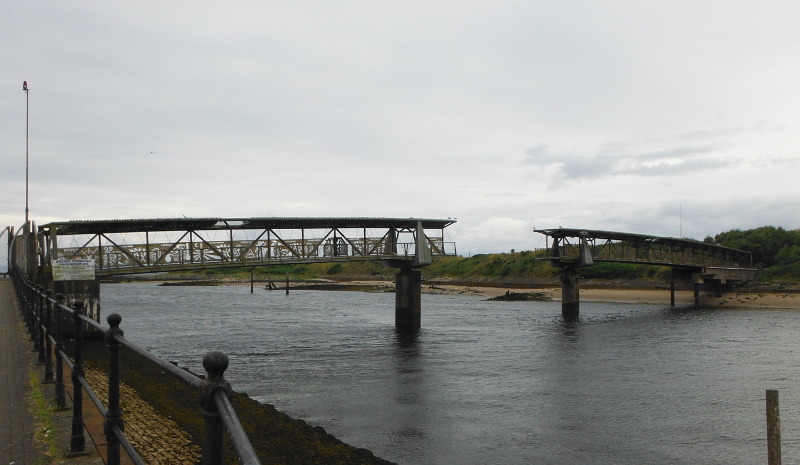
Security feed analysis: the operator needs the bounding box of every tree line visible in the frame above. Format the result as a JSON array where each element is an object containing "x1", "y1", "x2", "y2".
[{"x1": 705, "y1": 226, "x2": 800, "y2": 280}]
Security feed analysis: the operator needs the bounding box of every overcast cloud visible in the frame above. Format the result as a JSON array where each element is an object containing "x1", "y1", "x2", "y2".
[{"x1": 2, "y1": 1, "x2": 800, "y2": 254}]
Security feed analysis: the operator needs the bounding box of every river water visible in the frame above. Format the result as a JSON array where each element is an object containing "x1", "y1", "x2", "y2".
[{"x1": 101, "y1": 283, "x2": 800, "y2": 464}]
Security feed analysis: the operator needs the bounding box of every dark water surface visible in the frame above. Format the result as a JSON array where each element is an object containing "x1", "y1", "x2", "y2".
[{"x1": 102, "y1": 283, "x2": 800, "y2": 464}]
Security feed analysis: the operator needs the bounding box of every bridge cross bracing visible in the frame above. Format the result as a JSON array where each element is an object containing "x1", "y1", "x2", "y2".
[{"x1": 38, "y1": 217, "x2": 457, "y2": 276}]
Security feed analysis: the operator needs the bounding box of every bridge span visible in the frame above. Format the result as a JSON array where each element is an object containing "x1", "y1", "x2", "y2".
[
  {"x1": 9, "y1": 217, "x2": 457, "y2": 329},
  {"x1": 534, "y1": 228, "x2": 757, "y2": 318}
]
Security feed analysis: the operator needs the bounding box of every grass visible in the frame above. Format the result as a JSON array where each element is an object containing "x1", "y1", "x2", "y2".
[
  {"x1": 172, "y1": 251, "x2": 674, "y2": 282},
  {"x1": 28, "y1": 370, "x2": 59, "y2": 464}
]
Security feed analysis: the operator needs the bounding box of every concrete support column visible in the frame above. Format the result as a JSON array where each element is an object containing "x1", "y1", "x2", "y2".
[
  {"x1": 561, "y1": 267, "x2": 579, "y2": 319},
  {"x1": 396, "y1": 268, "x2": 421, "y2": 329}
]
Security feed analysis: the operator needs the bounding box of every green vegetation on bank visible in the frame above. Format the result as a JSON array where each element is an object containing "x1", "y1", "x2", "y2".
[
  {"x1": 706, "y1": 226, "x2": 800, "y2": 281},
  {"x1": 182, "y1": 249, "x2": 668, "y2": 282},
  {"x1": 174, "y1": 226, "x2": 800, "y2": 283}
]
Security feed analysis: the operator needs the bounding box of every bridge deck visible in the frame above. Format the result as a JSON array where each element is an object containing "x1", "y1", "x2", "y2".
[{"x1": 28, "y1": 217, "x2": 456, "y2": 276}]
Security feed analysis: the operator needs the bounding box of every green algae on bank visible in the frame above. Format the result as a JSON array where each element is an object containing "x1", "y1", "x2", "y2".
[{"x1": 77, "y1": 338, "x2": 396, "y2": 465}]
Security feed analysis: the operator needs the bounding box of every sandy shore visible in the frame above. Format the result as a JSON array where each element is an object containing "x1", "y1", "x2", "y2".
[{"x1": 424, "y1": 283, "x2": 800, "y2": 309}]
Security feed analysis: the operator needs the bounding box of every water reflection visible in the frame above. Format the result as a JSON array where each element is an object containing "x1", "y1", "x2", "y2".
[
  {"x1": 558, "y1": 316, "x2": 582, "y2": 343},
  {"x1": 393, "y1": 328, "x2": 421, "y2": 357},
  {"x1": 388, "y1": 328, "x2": 431, "y2": 463}
]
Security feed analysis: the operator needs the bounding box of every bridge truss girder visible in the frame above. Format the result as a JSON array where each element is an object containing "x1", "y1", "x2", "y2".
[
  {"x1": 39, "y1": 217, "x2": 457, "y2": 277},
  {"x1": 535, "y1": 228, "x2": 754, "y2": 271}
]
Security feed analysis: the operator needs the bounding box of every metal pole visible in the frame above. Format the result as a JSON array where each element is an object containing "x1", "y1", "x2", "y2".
[
  {"x1": 37, "y1": 286, "x2": 46, "y2": 363},
  {"x1": 44, "y1": 290, "x2": 54, "y2": 382},
  {"x1": 23, "y1": 81, "x2": 29, "y2": 223},
  {"x1": 54, "y1": 294, "x2": 66, "y2": 409},
  {"x1": 27, "y1": 284, "x2": 34, "y2": 341},
  {"x1": 105, "y1": 314, "x2": 124, "y2": 465},
  {"x1": 200, "y1": 351, "x2": 231, "y2": 465}
]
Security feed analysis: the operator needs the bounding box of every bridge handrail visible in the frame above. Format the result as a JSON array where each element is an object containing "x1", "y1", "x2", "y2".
[{"x1": 10, "y1": 265, "x2": 261, "y2": 465}]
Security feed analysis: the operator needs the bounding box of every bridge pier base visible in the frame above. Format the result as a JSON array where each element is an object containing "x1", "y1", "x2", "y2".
[
  {"x1": 561, "y1": 267, "x2": 579, "y2": 319},
  {"x1": 395, "y1": 268, "x2": 421, "y2": 330}
]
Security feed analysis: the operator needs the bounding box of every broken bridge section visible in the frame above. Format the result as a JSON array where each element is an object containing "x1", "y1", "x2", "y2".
[{"x1": 534, "y1": 228, "x2": 757, "y2": 318}]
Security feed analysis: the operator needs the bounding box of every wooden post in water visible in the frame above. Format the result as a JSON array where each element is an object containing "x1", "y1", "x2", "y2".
[
  {"x1": 250, "y1": 270, "x2": 254, "y2": 294},
  {"x1": 767, "y1": 389, "x2": 781, "y2": 465},
  {"x1": 670, "y1": 282, "x2": 675, "y2": 307},
  {"x1": 285, "y1": 273, "x2": 289, "y2": 295}
]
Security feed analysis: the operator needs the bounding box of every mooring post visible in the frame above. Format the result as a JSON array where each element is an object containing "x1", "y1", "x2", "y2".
[
  {"x1": 70, "y1": 299, "x2": 86, "y2": 454},
  {"x1": 561, "y1": 267, "x2": 579, "y2": 319},
  {"x1": 285, "y1": 273, "x2": 289, "y2": 295},
  {"x1": 200, "y1": 351, "x2": 232, "y2": 465},
  {"x1": 250, "y1": 270, "x2": 254, "y2": 294},
  {"x1": 105, "y1": 314, "x2": 124, "y2": 465},
  {"x1": 767, "y1": 389, "x2": 781, "y2": 465},
  {"x1": 395, "y1": 268, "x2": 421, "y2": 329},
  {"x1": 44, "y1": 290, "x2": 54, "y2": 383},
  {"x1": 54, "y1": 294, "x2": 66, "y2": 409}
]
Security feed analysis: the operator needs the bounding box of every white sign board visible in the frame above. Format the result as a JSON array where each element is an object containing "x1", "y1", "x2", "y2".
[{"x1": 53, "y1": 259, "x2": 96, "y2": 281}]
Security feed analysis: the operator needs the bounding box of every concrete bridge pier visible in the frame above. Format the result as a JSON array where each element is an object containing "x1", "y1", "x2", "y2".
[
  {"x1": 561, "y1": 267, "x2": 580, "y2": 319},
  {"x1": 693, "y1": 283, "x2": 702, "y2": 307},
  {"x1": 395, "y1": 268, "x2": 422, "y2": 329}
]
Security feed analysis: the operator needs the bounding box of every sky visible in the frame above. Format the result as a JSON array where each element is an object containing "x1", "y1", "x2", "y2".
[{"x1": 2, "y1": 1, "x2": 800, "y2": 255}]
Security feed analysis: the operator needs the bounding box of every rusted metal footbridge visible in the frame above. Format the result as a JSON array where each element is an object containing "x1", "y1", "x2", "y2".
[
  {"x1": 8, "y1": 217, "x2": 457, "y2": 329},
  {"x1": 534, "y1": 228, "x2": 757, "y2": 318}
]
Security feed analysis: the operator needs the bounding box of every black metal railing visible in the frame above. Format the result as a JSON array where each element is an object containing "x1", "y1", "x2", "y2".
[{"x1": 11, "y1": 265, "x2": 261, "y2": 465}]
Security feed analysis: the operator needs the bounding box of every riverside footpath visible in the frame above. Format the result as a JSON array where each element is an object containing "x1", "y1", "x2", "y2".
[{"x1": 0, "y1": 276, "x2": 102, "y2": 465}]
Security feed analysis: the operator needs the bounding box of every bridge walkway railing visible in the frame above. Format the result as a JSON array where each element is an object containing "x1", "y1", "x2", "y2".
[
  {"x1": 54, "y1": 238, "x2": 456, "y2": 275},
  {"x1": 11, "y1": 265, "x2": 260, "y2": 465},
  {"x1": 549, "y1": 236, "x2": 751, "y2": 269}
]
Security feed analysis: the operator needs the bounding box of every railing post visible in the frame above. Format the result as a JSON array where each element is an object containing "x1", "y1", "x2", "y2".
[
  {"x1": 44, "y1": 290, "x2": 54, "y2": 382},
  {"x1": 54, "y1": 294, "x2": 67, "y2": 409},
  {"x1": 37, "y1": 286, "x2": 46, "y2": 363},
  {"x1": 70, "y1": 299, "x2": 86, "y2": 454},
  {"x1": 27, "y1": 284, "x2": 35, "y2": 341},
  {"x1": 105, "y1": 314, "x2": 124, "y2": 465},
  {"x1": 199, "y1": 351, "x2": 232, "y2": 465}
]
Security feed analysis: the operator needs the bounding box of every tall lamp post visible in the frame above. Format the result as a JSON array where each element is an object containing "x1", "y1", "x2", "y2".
[{"x1": 23, "y1": 81, "x2": 29, "y2": 224}]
